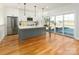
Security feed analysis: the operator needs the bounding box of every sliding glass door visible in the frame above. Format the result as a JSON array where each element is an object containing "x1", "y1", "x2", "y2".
[
  {"x1": 64, "y1": 14, "x2": 75, "y2": 36},
  {"x1": 56, "y1": 15, "x2": 63, "y2": 34},
  {"x1": 44, "y1": 16, "x2": 50, "y2": 31},
  {"x1": 45, "y1": 13, "x2": 75, "y2": 37},
  {"x1": 50, "y1": 16, "x2": 55, "y2": 32}
]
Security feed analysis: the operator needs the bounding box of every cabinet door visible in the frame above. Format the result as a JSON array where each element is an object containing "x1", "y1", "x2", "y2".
[
  {"x1": 7, "y1": 17, "x2": 13, "y2": 35},
  {"x1": 11, "y1": 17, "x2": 18, "y2": 34}
]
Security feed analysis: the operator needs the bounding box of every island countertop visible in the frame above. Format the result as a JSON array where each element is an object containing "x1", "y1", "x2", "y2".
[{"x1": 18, "y1": 26, "x2": 45, "y2": 29}]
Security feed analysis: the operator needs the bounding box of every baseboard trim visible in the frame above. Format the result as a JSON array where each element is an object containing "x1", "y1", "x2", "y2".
[
  {"x1": 0, "y1": 34, "x2": 5, "y2": 42},
  {"x1": 74, "y1": 37, "x2": 79, "y2": 40}
]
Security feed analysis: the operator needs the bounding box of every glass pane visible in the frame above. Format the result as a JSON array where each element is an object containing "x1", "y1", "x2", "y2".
[
  {"x1": 50, "y1": 16, "x2": 55, "y2": 32},
  {"x1": 56, "y1": 15, "x2": 63, "y2": 33},
  {"x1": 64, "y1": 14, "x2": 75, "y2": 36},
  {"x1": 44, "y1": 17, "x2": 50, "y2": 31}
]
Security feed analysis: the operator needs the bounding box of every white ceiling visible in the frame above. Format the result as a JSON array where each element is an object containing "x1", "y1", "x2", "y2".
[{"x1": 3, "y1": 3, "x2": 79, "y2": 12}]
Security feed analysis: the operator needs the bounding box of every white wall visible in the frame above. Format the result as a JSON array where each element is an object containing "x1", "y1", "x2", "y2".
[
  {"x1": 46, "y1": 4, "x2": 79, "y2": 40},
  {"x1": 0, "y1": 5, "x2": 6, "y2": 42},
  {"x1": 6, "y1": 8, "x2": 19, "y2": 16}
]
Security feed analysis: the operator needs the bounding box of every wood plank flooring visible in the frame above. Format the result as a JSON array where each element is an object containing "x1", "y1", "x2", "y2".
[{"x1": 0, "y1": 32, "x2": 79, "y2": 55}]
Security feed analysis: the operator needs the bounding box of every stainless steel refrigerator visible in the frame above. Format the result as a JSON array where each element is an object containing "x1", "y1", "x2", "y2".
[{"x1": 7, "y1": 16, "x2": 18, "y2": 35}]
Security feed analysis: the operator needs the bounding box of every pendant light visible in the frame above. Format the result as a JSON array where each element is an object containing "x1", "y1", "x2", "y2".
[
  {"x1": 24, "y1": 3, "x2": 26, "y2": 16},
  {"x1": 34, "y1": 5, "x2": 36, "y2": 17},
  {"x1": 41, "y1": 8, "x2": 45, "y2": 26},
  {"x1": 21, "y1": 3, "x2": 26, "y2": 21},
  {"x1": 42, "y1": 8, "x2": 44, "y2": 18},
  {"x1": 20, "y1": 3, "x2": 26, "y2": 26}
]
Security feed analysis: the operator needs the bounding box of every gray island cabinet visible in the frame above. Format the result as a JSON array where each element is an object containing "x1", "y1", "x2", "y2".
[{"x1": 18, "y1": 26, "x2": 46, "y2": 42}]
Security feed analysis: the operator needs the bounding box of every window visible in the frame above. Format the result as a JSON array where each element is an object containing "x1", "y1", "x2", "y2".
[
  {"x1": 46, "y1": 13, "x2": 75, "y2": 37},
  {"x1": 64, "y1": 14, "x2": 75, "y2": 36},
  {"x1": 50, "y1": 16, "x2": 55, "y2": 32},
  {"x1": 56, "y1": 15, "x2": 63, "y2": 33}
]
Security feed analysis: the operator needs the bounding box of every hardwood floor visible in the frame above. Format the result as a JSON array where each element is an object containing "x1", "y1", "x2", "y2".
[{"x1": 0, "y1": 32, "x2": 79, "y2": 55}]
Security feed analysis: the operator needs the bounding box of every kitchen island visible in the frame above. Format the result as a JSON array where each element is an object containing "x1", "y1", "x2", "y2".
[{"x1": 18, "y1": 26, "x2": 46, "y2": 42}]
